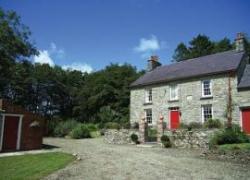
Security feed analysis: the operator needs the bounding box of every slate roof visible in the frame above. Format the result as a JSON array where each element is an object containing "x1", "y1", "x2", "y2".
[
  {"x1": 238, "y1": 64, "x2": 250, "y2": 89},
  {"x1": 131, "y1": 50, "x2": 245, "y2": 88}
]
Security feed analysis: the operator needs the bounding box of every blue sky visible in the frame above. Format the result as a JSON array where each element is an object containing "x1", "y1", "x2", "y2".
[{"x1": 1, "y1": 0, "x2": 250, "y2": 72}]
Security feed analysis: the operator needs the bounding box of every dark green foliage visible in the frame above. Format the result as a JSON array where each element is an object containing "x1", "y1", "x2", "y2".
[
  {"x1": 70, "y1": 124, "x2": 91, "y2": 139},
  {"x1": 104, "y1": 122, "x2": 121, "y2": 129},
  {"x1": 204, "y1": 119, "x2": 223, "y2": 129},
  {"x1": 161, "y1": 135, "x2": 171, "y2": 148},
  {"x1": 180, "y1": 122, "x2": 202, "y2": 130},
  {"x1": 147, "y1": 128, "x2": 157, "y2": 142},
  {"x1": 172, "y1": 34, "x2": 234, "y2": 62},
  {"x1": 130, "y1": 133, "x2": 139, "y2": 144},
  {"x1": 209, "y1": 124, "x2": 250, "y2": 147},
  {"x1": 54, "y1": 120, "x2": 79, "y2": 137}
]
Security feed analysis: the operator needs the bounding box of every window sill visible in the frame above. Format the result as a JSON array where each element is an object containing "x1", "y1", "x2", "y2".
[
  {"x1": 200, "y1": 96, "x2": 213, "y2": 100},
  {"x1": 168, "y1": 99, "x2": 179, "y2": 102},
  {"x1": 144, "y1": 102, "x2": 153, "y2": 105}
]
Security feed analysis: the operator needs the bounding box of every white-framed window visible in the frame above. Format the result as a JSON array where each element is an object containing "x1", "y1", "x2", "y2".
[
  {"x1": 145, "y1": 109, "x2": 152, "y2": 124},
  {"x1": 145, "y1": 89, "x2": 152, "y2": 103},
  {"x1": 202, "y1": 80, "x2": 212, "y2": 97},
  {"x1": 170, "y1": 84, "x2": 178, "y2": 101},
  {"x1": 201, "y1": 104, "x2": 213, "y2": 122}
]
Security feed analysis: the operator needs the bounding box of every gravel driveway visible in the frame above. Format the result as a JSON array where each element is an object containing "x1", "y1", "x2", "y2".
[{"x1": 44, "y1": 137, "x2": 250, "y2": 180}]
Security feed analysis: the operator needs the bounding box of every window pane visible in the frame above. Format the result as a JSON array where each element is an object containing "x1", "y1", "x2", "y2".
[
  {"x1": 170, "y1": 85, "x2": 178, "y2": 100},
  {"x1": 203, "y1": 80, "x2": 211, "y2": 96},
  {"x1": 203, "y1": 105, "x2": 212, "y2": 121},
  {"x1": 145, "y1": 89, "x2": 152, "y2": 103},
  {"x1": 145, "y1": 109, "x2": 152, "y2": 124}
]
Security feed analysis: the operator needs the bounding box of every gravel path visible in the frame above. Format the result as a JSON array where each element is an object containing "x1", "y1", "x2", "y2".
[{"x1": 44, "y1": 137, "x2": 250, "y2": 180}]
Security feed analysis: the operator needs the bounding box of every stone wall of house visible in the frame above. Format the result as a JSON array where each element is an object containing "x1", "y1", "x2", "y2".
[
  {"x1": 104, "y1": 129, "x2": 139, "y2": 144},
  {"x1": 130, "y1": 70, "x2": 250, "y2": 127},
  {"x1": 164, "y1": 129, "x2": 218, "y2": 149}
]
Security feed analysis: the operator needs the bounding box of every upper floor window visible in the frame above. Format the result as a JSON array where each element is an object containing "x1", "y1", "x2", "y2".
[
  {"x1": 145, "y1": 89, "x2": 152, "y2": 103},
  {"x1": 170, "y1": 84, "x2": 178, "y2": 101},
  {"x1": 202, "y1": 80, "x2": 212, "y2": 97},
  {"x1": 145, "y1": 108, "x2": 152, "y2": 124},
  {"x1": 201, "y1": 104, "x2": 213, "y2": 122}
]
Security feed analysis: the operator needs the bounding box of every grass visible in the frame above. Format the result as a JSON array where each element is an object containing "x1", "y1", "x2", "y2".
[
  {"x1": 218, "y1": 143, "x2": 250, "y2": 151},
  {"x1": 0, "y1": 152, "x2": 74, "y2": 180}
]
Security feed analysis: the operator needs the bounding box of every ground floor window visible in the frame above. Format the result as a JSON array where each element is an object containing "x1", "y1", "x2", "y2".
[
  {"x1": 202, "y1": 104, "x2": 213, "y2": 122},
  {"x1": 145, "y1": 109, "x2": 152, "y2": 124}
]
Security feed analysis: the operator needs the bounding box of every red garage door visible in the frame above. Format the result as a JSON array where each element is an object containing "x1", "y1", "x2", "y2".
[
  {"x1": 170, "y1": 110, "x2": 180, "y2": 129},
  {"x1": 2, "y1": 116, "x2": 20, "y2": 151},
  {"x1": 242, "y1": 109, "x2": 250, "y2": 134}
]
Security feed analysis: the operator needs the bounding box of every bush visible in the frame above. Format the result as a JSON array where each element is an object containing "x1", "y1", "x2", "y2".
[
  {"x1": 104, "y1": 122, "x2": 121, "y2": 129},
  {"x1": 85, "y1": 123, "x2": 98, "y2": 132},
  {"x1": 179, "y1": 122, "x2": 202, "y2": 131},
  {"x1": 130, "y1": 133, "x2": 139, "y2": 144},
  {"x1": 161, "y1": 135, "x2": 171, "y2": 148},
  {"x1": 54, "y1": 120, "x2": 79, "y2": 137},
  {"x1": 204, "y1": 119, "x2": 222, "y2": 129},
  {"x1": 90, "y1": 131, "x2": 101, "y2": 138},
  {"x1": 70, "y1": 124, "x2": 91, "y2": 139},
  {"x1": 209, "y1": 124, "x2": 250, "y2": 147}
]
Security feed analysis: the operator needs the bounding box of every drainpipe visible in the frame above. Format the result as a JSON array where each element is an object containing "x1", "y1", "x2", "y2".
[{"x1": 227, "y1": 72, "x2": 233, "y2": 128}]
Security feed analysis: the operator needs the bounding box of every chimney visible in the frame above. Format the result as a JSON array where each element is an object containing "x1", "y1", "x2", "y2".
[
  {"x1": 147, "y1": 55, "x2": 161, "y2": 72},
  {"x1": 235, "y1": 32, "x2": 245, "y2": 52}
]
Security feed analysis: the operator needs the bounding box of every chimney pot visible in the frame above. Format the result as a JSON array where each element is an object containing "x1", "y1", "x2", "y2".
[{"x1": 147, "y1": 55, "x2": 161, "y2": 72}]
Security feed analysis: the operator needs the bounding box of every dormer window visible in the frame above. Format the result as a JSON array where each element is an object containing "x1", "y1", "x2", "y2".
[
  {"x1": 202, "y1": 80, "x2": 212, "y2": 97},
  {"x1": 170, "y1": 84, "x2": 178, "y2": 101},
  {"x1": 145, "y1": 89, "x2": 152, "y2": 103}
]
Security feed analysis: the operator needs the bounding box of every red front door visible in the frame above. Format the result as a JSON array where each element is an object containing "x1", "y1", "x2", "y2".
[
  {"x1": 2, "y1": 116, "x2": 20, "y2": 151},
  {"x1": 170, "y1": 110, "x2": 180, "y2": 129},
  {"x1": 242, "y1": 109, "x2": 250, "y2": 134}
]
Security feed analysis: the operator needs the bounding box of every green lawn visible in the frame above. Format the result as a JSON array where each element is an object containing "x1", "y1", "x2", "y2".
[
  {"x1": 0, "y1": 152, "x2": 74, "y2": 180},
  {"x1": 218, "y1": 143, "x2": 250, "y2": 151}
]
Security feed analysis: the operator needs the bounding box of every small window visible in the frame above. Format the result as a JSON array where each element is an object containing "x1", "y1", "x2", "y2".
[
  {"x1": 145, "y1": 89, "x2": 152, "y2": 103},
  {"x1": 170, "y1": 84, "x2": 178, "y2": 100},
  {"x1": 202, "y1": 105, "x2": 213, "y2": 122},
  {"x1": 202, "y1": 80, "x2": 212, "y2": 97},
  {"x1": 145, "y1": 109, "x2": 152, "y2": 124}
]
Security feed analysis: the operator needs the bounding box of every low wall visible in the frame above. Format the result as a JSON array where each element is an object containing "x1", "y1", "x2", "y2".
[
  {"x1": 164, "y1": 129, "x2": 218, "y2": 149},
  {"x1": 104, "y1": 129, "x2": 139, "y2": 144}
]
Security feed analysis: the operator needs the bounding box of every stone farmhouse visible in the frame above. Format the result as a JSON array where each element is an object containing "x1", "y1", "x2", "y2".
[{"x1": 130, "y1": 33, "x2": 250, "y2": 134}]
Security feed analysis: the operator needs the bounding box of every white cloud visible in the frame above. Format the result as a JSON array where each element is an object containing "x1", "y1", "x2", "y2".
[
  {"x1": 134, "y1": 35, "x2": 160, "y2": 52},
  {"x1": 62, "y1": 62, "x2": 93, "y2": 73},
  {"x1": 50, "y1": 42, "x2": 65, "y2": 59},
  {"x1": 34, "y1": 50, "x2": 54, "y2": 66}
]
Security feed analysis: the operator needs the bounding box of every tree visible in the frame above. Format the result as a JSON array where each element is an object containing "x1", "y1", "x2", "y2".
[
  {"x1": 172, "y1": 43, "x2": 190, "y2": 62},
  {"x1": 189, "y1": 34, "x2": 214, "y2": 58},
  {"x1": 213, "y1": 38, "x2": 233, "y2": 53},
  {"x1": 0, "y1": 8, "x2": 38, "y2": 97}
]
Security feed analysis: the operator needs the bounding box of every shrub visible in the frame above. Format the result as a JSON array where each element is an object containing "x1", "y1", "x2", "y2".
[
  {"x1": 70, "y1": 124, "x2": 90, "y2": 139},
  {"x1": 104, "y1": 122, "x2": 121, "y2": 129},
  {"x1": 54, "y1": 120, "x2": 79, "y2": 137},
  {"x1": 90, "y1": 131, "x2": 101, "y2": 138},
  {"x1": 130, "y1": 133, "x2": 139, "y2": 144},
  {"x1": 161, "y1": 135, "x2": 171, "y2": 148},
  {"x1": 85, "y1": 123, "x2": 98, "y2": 132},
  {"x1": 209, "y1": 124, "x2": 250, "y2": 147},
  {"x1": 204, "y1": 119, "x2": 222, "y2": 129},
  {"x1": 179, "y1": 122, "x2": 202, "y2": 131}
]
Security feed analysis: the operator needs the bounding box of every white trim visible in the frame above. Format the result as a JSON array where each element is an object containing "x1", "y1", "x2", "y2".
[
  {"x1": 201, "y1": 80, "x2": 213, "y2": 98},
  {"x1": 239, "y1": 108, "x2": 243, "y2": 130},
  {"x1": 0, "y1": 114, "x2": 23, "y2": 151},
  {"x1": 201, "y1": 104, "x2": 213, "y2": 123},
  {"x1": 0, "y1": 115, "x2": 5, "y2": 152},
  {"x1": 169, "y1": 84, "x2": 179, "y2": 101},
  {"x1": 17, "y1": 116, "x2": 23, "y2": 150}
]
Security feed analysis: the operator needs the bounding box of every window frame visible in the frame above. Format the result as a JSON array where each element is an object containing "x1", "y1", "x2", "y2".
[
  {"x1": 201, "y1": 104, "x2": 213, "y2": 123},
  {"x1": 145, "y1": 109, "x2": 152, "y2": 124},
  {"x1": 145, "y1": 89, "x2": 152, "y2": 103},
  {"x1": 169, "y1": 84, "x2": 179, "y2": 101},
  {"x1": 201, "y1": 80, "x2": 212, "y2": 97}
]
